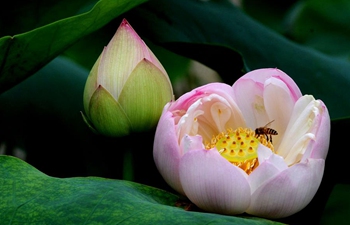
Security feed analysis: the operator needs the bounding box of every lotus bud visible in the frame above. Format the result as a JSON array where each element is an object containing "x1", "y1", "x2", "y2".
[{"x1": 82, "y1": 19, "x2": 174, "y2": 137}]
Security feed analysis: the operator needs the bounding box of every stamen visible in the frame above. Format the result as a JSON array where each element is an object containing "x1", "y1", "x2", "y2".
[{"x1": 205, "y1": 127, "x2": 274, "y2": 174}]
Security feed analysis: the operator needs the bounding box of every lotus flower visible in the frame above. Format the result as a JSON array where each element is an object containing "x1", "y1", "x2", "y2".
[
  {"x1": 153, "y1": 68, "x2": 330, "y2": 218},
  {"x1": 82, "y1": 18, "x2": 173, "y2": 137}
]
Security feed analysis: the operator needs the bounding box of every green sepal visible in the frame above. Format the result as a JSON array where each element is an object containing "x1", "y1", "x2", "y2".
[
  {"x1": 83, "y1": 55, "x2": 101, "y2": 115},
  {"x1": 89, "y1": 85, "x2": 131, "y2": 137},
  {"x1": 118, "y1": 59, "x2": 173, "y2": 132},
  {"x1": 80, "y1": 111, "x2": 99, "y2": 134}
]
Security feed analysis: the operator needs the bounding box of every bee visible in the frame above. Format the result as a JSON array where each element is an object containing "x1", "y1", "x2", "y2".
[{"x1": 255, "y1": 120, "x2": 278, "y2": 143}]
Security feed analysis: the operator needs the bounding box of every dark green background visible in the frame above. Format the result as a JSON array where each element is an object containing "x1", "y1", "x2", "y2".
[{"x1": 0, "y1": 0, "x2": 348, "y2": 224}]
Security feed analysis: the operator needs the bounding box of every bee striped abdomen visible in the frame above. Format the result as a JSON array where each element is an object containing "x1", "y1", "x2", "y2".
[{"x1": 255, "y1": 120, "x2": 278, "y2": 143}]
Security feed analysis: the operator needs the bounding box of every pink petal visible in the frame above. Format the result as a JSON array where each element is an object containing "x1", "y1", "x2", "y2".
[
  {"x1": 232, "y1": 68, "x2": 302, "y2": 137},
  {"x1": 232, "y1": 78, "x2": 268, "y2": 129},
  {"x1": 241, "y1": 68, "x2": 302, "y2": 101},
  {"x1": 169, "y1": 83, "x2": 238, "y2": 113},
  {"x1": 246, "y1": 158, "x2": 325, "y2": 218},
  {"x1": 98, "y1": 19, "x2": 168, "y2": 99},
  {"x1": 249, "y1": 146, "x2": 288, "y2": 193},
  {"x1": 98, "y1": 23, "x2": 146, "y2": 99},
  {"x1": 153, "y1": 111, "x2": 184, "y2": 195},
  {"x1": 179, "y1": 149, "x2": 250, "y2": 215}
]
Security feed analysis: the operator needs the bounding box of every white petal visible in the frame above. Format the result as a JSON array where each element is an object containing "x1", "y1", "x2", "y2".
[
  {"x1": 258, "y1": 145, "x2": 288, "y2": 170},
  {"x1": 301, "y1": 100, "x2": 330, "y2": 161},
  {"x1": 176, "y1": 99, "x2": 204, "y2": 141},
  {"x1": 257, "y1": 144, "x2": 274, "y2": 163},
  {"x1": 200, "y1": 94, "x2": 246, "y2": 132},
  {"x1": 177, "y1": 93, "x2": 245, "y2": 144},
  {"x1": 179, "y1": 149, "x2": 250, "y2": 215},
  {"x1": 210, "y1": 101, "x2": 232, "y2": 132},
  {"x1": 263, "y1": 77, "x2": 296, "y2": 148},
  {"x1": 180, "y1": 134, "x2": 204, "y2": 155},
  {"x1": 284, "y1": 133, "x2": 315, "y2": 165},
  {"x1": 278, "y1": 95, "x2": 319, "y2": 165}
]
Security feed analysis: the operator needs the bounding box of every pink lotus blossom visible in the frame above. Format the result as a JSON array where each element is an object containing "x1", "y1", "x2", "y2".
[{"x1": 153, "y1": 68, "x2": 330, "y2": 218}]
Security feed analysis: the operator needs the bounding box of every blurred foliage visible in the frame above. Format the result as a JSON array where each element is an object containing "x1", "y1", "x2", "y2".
[
  {"x1": 320, "y1": 184, "x2": 350, "y2": 225},
  {"x1": 284, "y1": 0, "x2": 350, "y2": 61},
  {"x1": 0, "y1": 0, "x2": 348, "y2": 224}
]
